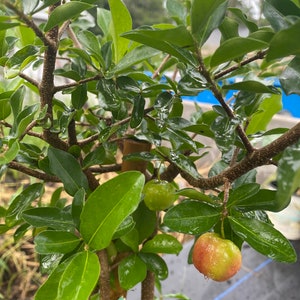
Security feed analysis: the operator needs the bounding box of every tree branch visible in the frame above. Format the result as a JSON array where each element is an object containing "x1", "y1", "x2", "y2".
[
  {"x1": 53, "y1": 74, "x2": 103, "y2": 93},
  {"x1": 196, "y1": 48, "x2": 255, "y2": 153},
  {"x1": 8, "y1": 161, "x2": 61, "y2": 182},
  {"x1": 181, "y1": 122, "x2": 300, "y2": 189}
]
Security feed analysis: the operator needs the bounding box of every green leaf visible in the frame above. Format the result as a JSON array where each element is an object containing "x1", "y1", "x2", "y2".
[
  {"x1": 130, "y1": 95, "x2": 145, "y2": 128},
  {"x1": 246, "y1": 94, "x2": 282, "y2": 134},
  {"x1": 229, "y1": 216, "x2": 297, "y2": 263},
  {"x1": 120, "y1": 228, "x2": 139, "y2": 252},
  {"x1": 71, "y1": 84, "x2": 88, "y2": 109},
  {"x1": 166, "y1": 0, "x2": 186, "y2": 24},
  {"x1": 230, "y1": 189, "x2": 279, "y2": 212},
  {"x1": 118, "y1": 254, "x2": 147, "y2": 290},
  {"x1": 280, "y1": 56, "x2": 300, "y2": 95},
  {"x1": 141, "y1": 234, "x2": 182, "y2": 255},
  {"x1": 22, "y1": 207, "x2": 75, "y2": 231},
  {"x1": 108, "y1": 0, "x2": 132, "y2": 63},
  {"x1": 263, "y1": 0, "x2": 300, "y2": 31},
  {"x1": 44, "y1": 1, "x2": 94, "y2": 32},
  {"x1": 5, "y1": 183, "x2": 44, "y2": 227},
  {"x1": 80, "y1": 171, "x2": 145, "y2": 250},
  {"x1": 113, "y1": 216, "x2": 136, "y2": 239},
  {"x1": 267, "y1": 20, "x2": 300, "y2": 61},
  {"x1": 227, "y1": 183, "x2": 260, "y2": 207},
  {"x1": 14, "y1": 104, "x2": 39, "y2": 138},
  {"x1": 6, "y1": 45, "x2": 39, "y2": 68},
  {"x1": 163, "y1": 200, "x2": 220, "y2": 235},
  {"x1": 176, "y1": 188, "x2": 220, "y2": 206},
  {"x1": 132, "y1": 201, "x2": 157, "y2": 243},
  {"x1": 210, "y1": 37, "x2": 268, "y2": 67},
  {"x1": 0, "y1": 140, "x2": 20, "y2": 166},
  {"x1": 34, "y1": 230, "x2": 81, "y2": 254},
  {"x1": 121, "y1": 28, "x2": 197, "y2": 66},
  {"x1": 72, "y1": 188, "x2": 85, "y2": 229},
  {"x1": 35, "y1": 251, "x2": 100, "y2": 300},
  {"x1": 48, "y1": 147, "x2": 89, "y2": 196},
  {"x1": 112, "y1": 45, "x2": 161, "y2": 75},
  {"x1": 228, "y1": 7, "x2": 259, "y2": 33},
  {"x1": 0, "y1": 98, "x2": 11, "y2": 120},
  {"x1": 191, "y1": 0, "x2": 228, "y2": 46},
  {"x1": 97, "y1": 8, "x2": 111, "y2": 36},
  {"x1": 77, "y1": 30, "x2": 104, "y2": 67},
  {"x1": 275, "y1": 143, "x2": 300, "y2": 211},
  {"x1": 139, "y1": 252, "x2": 168, "y2": 280},
  {"x1": 222, "y1": 80, "x2": 280, "y2": 94}
]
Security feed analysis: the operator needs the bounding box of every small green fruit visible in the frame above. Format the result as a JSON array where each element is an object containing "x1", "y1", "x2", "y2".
[
  {"x1": 143, "y1": 179, "x2": 177, "y2": 211},
  {"x1": 192, "y1": 232, "x2": 242, "y2": 282}
]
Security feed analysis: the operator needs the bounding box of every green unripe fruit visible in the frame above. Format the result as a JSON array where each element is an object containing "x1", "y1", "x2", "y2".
[
  {"x1": 143, "y1": 179, "x2": 177, "y2": 211},
  {"x1": 192, "y1": 232, "x2": 242, "y2": 282}
]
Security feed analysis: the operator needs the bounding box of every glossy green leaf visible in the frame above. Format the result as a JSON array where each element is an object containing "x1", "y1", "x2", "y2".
[
  {"x1": 141, "y1": 234, "x2": 182, "y2": 255},
  {"x1": 35, "y1": 251, "x2": 100, "y2": 300},
  {"x1": 230, "y1": 189, "x2": 280, "y2": 212},
  {"x1": 5, "y1": 183, "x2": 44, "y2": 227},
  {"x1": 191, "y1": 0, "x2": 228, "y2": 46},
  {"x1": 228, "y1": 7, "x2": 258, "y2": 32},
  {"x1": 132, "y1": 201, "x2": 157, "y2": 243},
  {"x1": 77, "y1": 30, "x2": 104, "y2": 67},
  {"x1": 34, "y1": 230, "x2": 81, "y2": 254},
  {"x1": 48, "y1": 147, "x2": 89, "y2": 196},
  {"x1": 280, "y1": 57, "x2": 300, "y2": 95},
  {"x1": 219, "y1": 17, "x2": 239, "y2": 42},
  {"x1": 97, "y1": 8, "x2": 111, "y2": 36},
  {"x1": 108, "y1": 0, "x2": 132, "y2": 63},
  {"x1": 227, "y1": 183, "x2": 260, "y2": 207},
  {"x1": 112, "y1": 45, "x2": 161, "y2": 75},
  {"x1": 6, "y1": 45, "x2": 38, "y2": 68},
  {"x1": 120, "y1": 228, "x2": 139, "y2": 252},
  {"x1": 263, "y1": 0, "x2": 300, "y2": 32},
  {"x1": 83, "y1": 146, "x2": 106, "y2": 169},
  {"x1": 44, "y1": 1, "x2": 94, "y2": 32},
  {"x1": 0, "y1": 98, "x2": 11, "y2": 120},
  {"x1": 166, "y1": 0, "x2": 186, "y2": 25},
  {"x1": 72, "y1": 188, "x2": 85, "y2": 229},
  {"x1": 22, "y1": 207, "x2": 75, "y2": 231},
  {"x1": 163, "y1": 200, "x2": 220, "y2": 235},
  {"x1": 246, "y1": 94, "x2": 282, "y2": 134},
  {"x1": 275, "y1": 143, "x2": 300, "y2": 211},
  {"x1": 267, "y1": 20, "x2": 300, "y2": 61},
  {"x1": 210, "y1": 37, "x2": 268, "y2": 67},
  {"x1": 229, "y1": 216, "x2": 297, "y2": 263},
  {"x1": 118, "y1": 254, "x2": 147, "y2": 290},
  {"x1": 121, "y1": 28, "x2": 197, "y2": 66},
  {"x1": 80, "y1": 171, "x2": 145, "y2": 250},
  {"x1": 139, "y1": 252, "x2": 168, "y2": 280},
  {"x1": 130, "y1": 95, "x2": 145, "y2": 128},
  {"x1": 222, "y1": 80, "x2": 280, "y2": 94},
  {"x1": 14, "y1": 104, "x2": 39, "y2": 138},
  {"x1": 71, "y1": 84, "x2": 88, "y2": 109},
  {"x1": 0, "y1": 140, "x2": 20, "y2": 166},
  {"x1": 176, "y1": 188, "x2": 220, "y2": 206},
  {"x1": 113, "y1": 216, "x2": 136, "y2": 239}
]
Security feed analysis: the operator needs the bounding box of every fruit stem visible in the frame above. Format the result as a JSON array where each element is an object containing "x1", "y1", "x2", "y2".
[{"x1": 221, "y1": 178, "x2": 230, "y2": 239}]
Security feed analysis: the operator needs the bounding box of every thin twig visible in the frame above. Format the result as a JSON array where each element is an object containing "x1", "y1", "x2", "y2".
[
  {"x1": 53, "y1": 74, "x2": 103, "y2": 92},
  {"x1": 8, "y1": 161, "x2": 61, "y2": 182},
  {"x1": 19, "y1": 72, "x2": 40, "y2": 88}
]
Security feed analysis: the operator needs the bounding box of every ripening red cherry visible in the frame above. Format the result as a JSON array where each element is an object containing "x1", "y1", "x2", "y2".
[{"x1": 192, "y1": 232, "x2": 242, "y2": 282}]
